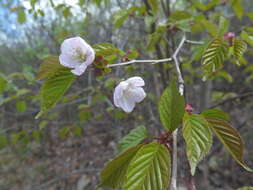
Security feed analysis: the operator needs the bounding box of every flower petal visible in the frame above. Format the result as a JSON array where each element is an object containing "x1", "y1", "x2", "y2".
[
  {"x1": 113, "y1": 81, "x2": 128, "y2": 107},
  {"x1": 117, "y1": 95, "x2": 135, "y2": 113},
  {"x1": 126, "y1": 76, "x2": 145, "y2": 87},
  {"x1": 128, "y1": 87, "x2": 146, "y2": 103},
  {"x1": 71, "y1": 63, "x2": 88, "y2": 76},
  {"x1": 59, "y1": 36, "x2": 95, "y2": 75},
  {"x1": 59, "y1": 53, "x2": 82, "y2": 68}
]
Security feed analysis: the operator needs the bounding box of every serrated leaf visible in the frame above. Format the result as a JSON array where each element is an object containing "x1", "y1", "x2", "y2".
[
  {"x1": 241, "y1": 31, "x2": 253, "y2": 47},
  {"x1": 36, "y1": 70, "x2": 76, "y2": 118},
  {"x1": 122, "y1": 142, "x2": 171, "y2": 190},
  {"x1": 233, "y1": 39, "x2": 247, "y2": 65},
  {"x1": 238, "y1": 187, "x2": 253, "y2": 190},
  {"x1": 201, "y1": 108, "x2": 230, "y2": 121},
  {"x1": 158, "y1": 80, "x2": 185, "y2": 131},
  {"x1": 202, "y1": 38, "x2": 229, "y2": 73},
  {"x1": 183, "y1": 113, "x2": 213, "y2": 175},
  {"x1": 205, "y1": 117, "x2": 252, "y2": 171},
  {"x1": 119, "y1": 125, "x2": 148, "y2": 153},
  {"x1": 99, "y1": 145, "x2": 142, "y2": 189},
  {"x1": 37, "y1": 56, "x2": 68, "y2": 80}
]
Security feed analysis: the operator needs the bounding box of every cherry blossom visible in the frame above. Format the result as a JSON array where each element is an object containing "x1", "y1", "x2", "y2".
[
  {"x1": 113, "y1": 76, "x2": 146, "y2": 113},
  {"x1": 59, "y1": 36, "x2": 95, "y2": 76}
]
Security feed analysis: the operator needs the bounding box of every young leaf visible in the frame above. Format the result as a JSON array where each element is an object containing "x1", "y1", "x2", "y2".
[
  {"x1": 98, "y1": 145, "x2": 142, "y2": 189},
  {"x1": 36, "y1": 70, "x2": 76, "y2": 118},
  {"x1": 233, "y1": 39, "x2": 247, "y2": 65},
  {"x1": 183, "y1": 113, "x2": 213, "y2": 175},
  {"x1": 158, "y1": 80, "x2": 185, "y2": 131},
  {"x1": 118, "y1": 125, "x2": 148, "y2": 153},
  {"x1": 201, "y1": 108, "x2": 230, "y2": 121},
  {"x1": 122, "y1": 142, "x2": 171, "y2": 190},
  {"x1": 202, "y1": 38, "x2": 229, "y2": 73},
  {"x1": 36, "y1": 56, "x2": 68, "y2": 80},
  {"x1": 205, "y1": 117, "x2": 252, "y2": 171}
]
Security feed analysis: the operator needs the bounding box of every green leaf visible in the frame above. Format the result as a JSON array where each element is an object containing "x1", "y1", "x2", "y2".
[
  {"x1": 36, "y1": 70, "x2": 76, "y2": 118},
  {"x1": 147, "y1": 25, "x2": 167, "y2": 50},
  {"x1": 231, "y1": 0, "x2": 244, "y2": 19},
  {"x1": 218, "y1": 16, "x2": 230, "y2": 36},
  {"x1": 118, "y1": 125, "x2": 148, "y2": 153},
  {"x1": 147, "y1": 0, "x2": 158, "y2": 14},
  {"x1": 158, "y1": 80, "x2": 185, "y2": 131},
  {"x1": 0, "y1": 135, "x2": 7, "y2": 148},
  {"x1": 98, "y1": 145, "x2": 142, "y2": 189},
  {"x1": 170, "y1": 11, "x2": 191, "y2": 21},
  {"x1": 37, "y1": 56, "x2": 68, "y2": 80},
  {"x1": 205, "y1": 117, "x2": 252, "y2": 172},
  {"x1": 202, "y1": 38, "x2": 229, "y2": 73},
  {"x1": 0, "y1": 74, "x2": 7, "y2": 93},
  {"x1": 233, "y1": 39, "x2": 247, "y2": 65},
  {"x1": 183, "y1": 113, "x2": 213, "y2": 175},
  {"x1": 238, "y1": 187, "x2": 253, "y2": 190},
  {"x1": 214, "y1": 71, "x2": 233, "y2": 83},
  {"x1": 122, "y1": 142, "x2": 171, "y2": 190},
  {"x1": 240, "y1": 31, "x2": 253, "y2": 47},
  {"x1": 201, "y1": 19, "x2": 219, "y2": 37},
  {"x1": 201, "y1": 108, "x2": 230, "y2": 121},
  {"x1": 16, "y1": 101, "x2": 27, "y2": 113},
  {"x1": 17, "y1": 9, "x2": 26, "y2": 24}
]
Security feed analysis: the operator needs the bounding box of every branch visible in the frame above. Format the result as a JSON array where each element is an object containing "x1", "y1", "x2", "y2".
[
  {"x1": 208, "y1": 91, "x2": 253, "y2": 109},
  {"x1": 107, "y1": 58, "x2": 172, "y2": 68},
  {"x1": 170, "y1": 34, "x2": 186, "y2": 190}
]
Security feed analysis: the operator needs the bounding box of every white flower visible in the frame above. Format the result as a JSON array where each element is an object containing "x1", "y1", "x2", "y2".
[
  {"x1": 59, "y1": 36, "x2": 95, "y2": 76},
  {"x1": 113, "y1": 76, "x2": 146, "y2": 113}
]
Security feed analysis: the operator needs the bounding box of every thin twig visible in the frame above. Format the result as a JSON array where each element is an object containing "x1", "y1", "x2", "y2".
[
  {"x1": 107, "y1": 58, "x2": 172, "y2": 68},
  {"x1": 185, "y1": 40, "x2": 204, "y2": 45},
  {"x1": 208, "y1": 91, "x2": 253, "y2": 109},
  {"x1": 170, "y1": 34, "x2": 186, "y2": 190}
]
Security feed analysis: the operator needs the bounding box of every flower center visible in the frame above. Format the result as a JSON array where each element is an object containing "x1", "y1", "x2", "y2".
[{"x1": 73, "y1": 47, "x2": 87, "y2": 62}]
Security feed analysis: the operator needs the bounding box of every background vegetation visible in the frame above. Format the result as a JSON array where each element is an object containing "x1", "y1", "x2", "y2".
[{"x1": 0, "y1": 0, "x2": 253, "y2": 189}]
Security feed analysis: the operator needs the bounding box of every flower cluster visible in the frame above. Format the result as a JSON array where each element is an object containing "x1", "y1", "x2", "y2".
[{"x1": 59, "y1": 37, "x2": 146, "y2": 113}]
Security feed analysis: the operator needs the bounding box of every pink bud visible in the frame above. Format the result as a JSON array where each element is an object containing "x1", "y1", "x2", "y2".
[
  {"x1": 185, "y1": 103, "x2": 194, "y2": 114},
  {"x1": 223, "y1": 32, "x2": 235, "y2": 40}
]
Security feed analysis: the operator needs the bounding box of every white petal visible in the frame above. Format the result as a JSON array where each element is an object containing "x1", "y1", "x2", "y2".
[
  {"x1": 128, "y1": 87, "x2": 146, "y2": 103},
  {"x1": 117, "y1": 95, "x2": 135, "y2": 113},
  {"x1": 84, "y1": 46, "x2": 95, "y2": 66},
  {"x1": 59, "y1": 53, "x2": 82, "y2": 68},
  {"x1": 59, "y1": 36, "x2": 95, "y2": 75},
  {"x1": 71, "y1": 63, "x2": 88, "y2": 76},
  {"x1": 126, "y1": 76, "x2": 145, "y2": 87},
  {"x1": 113, "y1": 81, "x2": 128, "y2": 107}
]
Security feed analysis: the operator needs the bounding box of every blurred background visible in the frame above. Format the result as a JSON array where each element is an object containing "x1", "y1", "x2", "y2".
[{"x1": 0, "y1": 0, "x2": 253, "y2": 189}]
